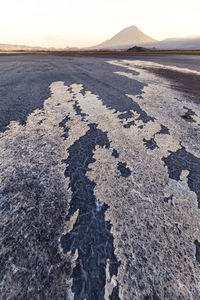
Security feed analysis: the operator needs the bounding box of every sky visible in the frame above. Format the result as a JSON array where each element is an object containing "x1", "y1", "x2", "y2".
[{"x1": 1, "y1": 0, "x2": 200, "y2": 48}]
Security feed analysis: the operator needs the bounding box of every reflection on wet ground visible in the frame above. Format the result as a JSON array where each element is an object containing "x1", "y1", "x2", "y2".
[{"x1": 114, "y1": 59, "x2": 200, "y2": 104}]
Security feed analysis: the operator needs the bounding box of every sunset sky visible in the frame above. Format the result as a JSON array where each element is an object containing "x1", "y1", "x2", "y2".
[{"x1": 1, "y1": 0, "x2": 200, "y2": 48}]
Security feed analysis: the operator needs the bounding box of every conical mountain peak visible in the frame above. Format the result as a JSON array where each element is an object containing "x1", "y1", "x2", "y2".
[{"x1": 90, "y1": 25, "x2": 156, "y2": 49}]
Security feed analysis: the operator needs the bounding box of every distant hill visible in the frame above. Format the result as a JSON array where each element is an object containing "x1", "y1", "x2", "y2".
[
  {"x1": 142, "y1": 37, "x2": 200, "y2": 50},
  {"x1": 0, "y1": 44, "x2": 46, "y2": 50},
  {"x1": 0, "y1": 44, "x2": 78, "y2": 51},
  {"x1": 1, "y1": 27, "x2": 200, "y2": 51},
  {"x1": 89, "y1": 25, "x2": 157, "y2": 50},
  {"x1": 127, "y1": 46, "x2": 151, "y2": 52}
]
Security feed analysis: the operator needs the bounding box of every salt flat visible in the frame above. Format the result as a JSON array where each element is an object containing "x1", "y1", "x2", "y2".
[{"x1": 0, "y1": 54, "x2": 200, "y2": 299}]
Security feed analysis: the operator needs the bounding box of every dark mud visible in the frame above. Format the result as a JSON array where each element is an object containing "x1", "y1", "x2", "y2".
[
  {"x1": 162, "y1": 147, "x2": 200, "y2": 207},
  {"x1": 164, "y1": 194, "x2": 173, "y2": 203},
  {"x1": 117, "y1": 162, "x2": 132, "y2": 178},
  {"x1": 141, "y1": 67, "x2": 200, "y2": 104},
  {"x1": 143, "y1": 138, "x2": 158, "y2": 150},
  {"x1": 60, "y1": 124, "x2": 121, "y2": 299},
  {"x1": 59, "y1": 115, "x2": 70, "y2": 139},
  {"x1": 194, "y1": 240, "x2": 200, "y2": 263},
  {"x1": 112, "y1": 149, "x2": 119, "y2": 158},
  {"x1": 181, "y1": 106, "x2": 197, "y2": 123},
  {"x1": 0, "y1": 55, "x2": 146, "y2": 132},
  {"x1": 156, "y1": 124, "x2": 170, "y2": 135}
]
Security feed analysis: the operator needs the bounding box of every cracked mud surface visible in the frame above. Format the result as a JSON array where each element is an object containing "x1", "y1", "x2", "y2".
[{"x1": 0, "y1": 54, "x2": 200, "y2": 299}]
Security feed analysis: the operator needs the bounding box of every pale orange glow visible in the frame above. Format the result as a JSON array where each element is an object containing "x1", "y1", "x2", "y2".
[{"x1": 0, "y1": 0, "x2": 200, "y2": 48}]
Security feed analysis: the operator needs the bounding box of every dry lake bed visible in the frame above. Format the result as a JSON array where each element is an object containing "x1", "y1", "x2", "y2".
[{"x1": 0, "y1": 54, "x2": 200, "y2": 299}]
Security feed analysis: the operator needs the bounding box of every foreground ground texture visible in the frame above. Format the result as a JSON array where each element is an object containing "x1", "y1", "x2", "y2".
[{"x1": 0, "y1": 54, "x2": 200, "y2": 299}]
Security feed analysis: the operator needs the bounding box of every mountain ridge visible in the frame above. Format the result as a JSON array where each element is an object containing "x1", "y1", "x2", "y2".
[
  {"x1": 0, "y1": 44, "x2": 78, "y2": 51},
  {"x1": 1, "y1": 26, "x2": 200, "y2": 51},
  {"x1": 142, "y1": 36, "x2": 200, "y2": 50},
  {"x1": 88, "y1": 25, "x2": 157, "y2": 49}
]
